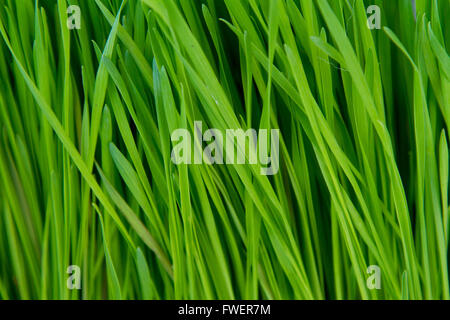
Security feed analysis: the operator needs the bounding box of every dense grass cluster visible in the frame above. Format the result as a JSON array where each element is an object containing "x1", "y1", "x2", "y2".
[{"x1": 0, "y1": 0, "x2": 449, "y2": 300}]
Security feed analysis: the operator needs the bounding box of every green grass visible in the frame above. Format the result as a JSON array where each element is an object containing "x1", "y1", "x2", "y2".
[{"x1": 0, "y1": 0, "x2": 448, "y2": 300}]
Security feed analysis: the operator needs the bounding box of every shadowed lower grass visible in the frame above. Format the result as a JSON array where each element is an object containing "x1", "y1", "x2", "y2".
[{"x1": 0, "y1": 0, "x2": 449, "y2": 300}]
